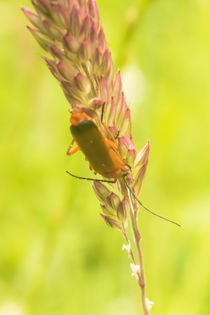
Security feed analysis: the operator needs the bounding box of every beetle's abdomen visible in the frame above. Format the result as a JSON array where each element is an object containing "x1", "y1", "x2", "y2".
[{"x1": 70, "y1": 120, "x2": 127, "y2": 178}]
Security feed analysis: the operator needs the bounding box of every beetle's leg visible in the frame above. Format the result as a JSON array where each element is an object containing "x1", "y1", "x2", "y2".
[
  {"x1": 104, "y1": 125, "x2": 119, "y2": 142},
  {"x1": 125, "y1": 163, "x2": 132, "y2": 170},
  {"x1": 67, "y1": 146, "x2": 80, "y2": 155},
  {"x1": 67, "y1": 139, "x2": 80, "y2": 156},
  {"x1": 105, "y1": 138, "x2": 118, "y2": 151},
  {"x1": 88, "y1": 164, "x2": 98, "y2": 175}
]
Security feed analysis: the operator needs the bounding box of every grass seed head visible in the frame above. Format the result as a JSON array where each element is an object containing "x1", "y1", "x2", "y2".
[{"x1": 23, "y1": 0, "x2": 150, "y2": 214}]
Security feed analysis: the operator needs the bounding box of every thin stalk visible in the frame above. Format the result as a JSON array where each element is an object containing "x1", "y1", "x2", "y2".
[
  {"x1": 127, "y1": 188, "x2": 150, "y2": 315},
  {"x1": 121, "y1": 224, "x2": 136, "y2": 264},
  {"x1": 121, "y1": 223, "x2": 143, "y2": 291}
]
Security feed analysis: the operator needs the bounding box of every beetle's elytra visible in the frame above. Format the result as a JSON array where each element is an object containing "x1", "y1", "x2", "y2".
[{"x1": 68, "y1": 111, "x2": 128, "y2": 179}]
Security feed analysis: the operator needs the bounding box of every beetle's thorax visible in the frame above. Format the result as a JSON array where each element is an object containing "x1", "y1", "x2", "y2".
[{"x1": 70, "y1": 111, "x2": 92, "y2": 126}]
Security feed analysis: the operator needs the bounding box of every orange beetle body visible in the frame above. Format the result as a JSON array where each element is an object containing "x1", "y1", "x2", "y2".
[{"x1": 68, "y1": 112, "x2": 128, "y2": 179}]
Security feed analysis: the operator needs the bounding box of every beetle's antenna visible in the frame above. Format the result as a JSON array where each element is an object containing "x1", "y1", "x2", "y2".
[
  {"x1": 101, "y1": 102, "x2": 105, "y2": 123},
  {"x1": 123, "y1": 179, "x2": 181, "y2": 227},
  {"x1": 115, "y1": 130, "x2": 120, "y2": 139},
  {"x1": 66, "y1": 171, "x2": 116, "y2": 184}
]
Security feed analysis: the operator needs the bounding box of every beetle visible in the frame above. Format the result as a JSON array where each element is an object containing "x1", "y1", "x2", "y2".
[
  {"x1": 66, "y1": 110, "x2": 181, "y2": 227},
  {"x1": 67, "y1": 110, "x2": 129, "y2": 180}
]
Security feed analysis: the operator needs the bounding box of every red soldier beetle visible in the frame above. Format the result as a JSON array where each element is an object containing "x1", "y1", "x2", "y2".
[
  {"x1": 66, "y1": 110, "x2": 181, "y2": 227},
  {"x1": 67, "y1": 110, "x2": 129, "y2": 180}
]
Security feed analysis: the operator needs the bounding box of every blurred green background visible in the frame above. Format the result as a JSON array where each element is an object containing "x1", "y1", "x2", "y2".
[{"x1": 0, "y1": 0, "x2": 210, "y2": 314}]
